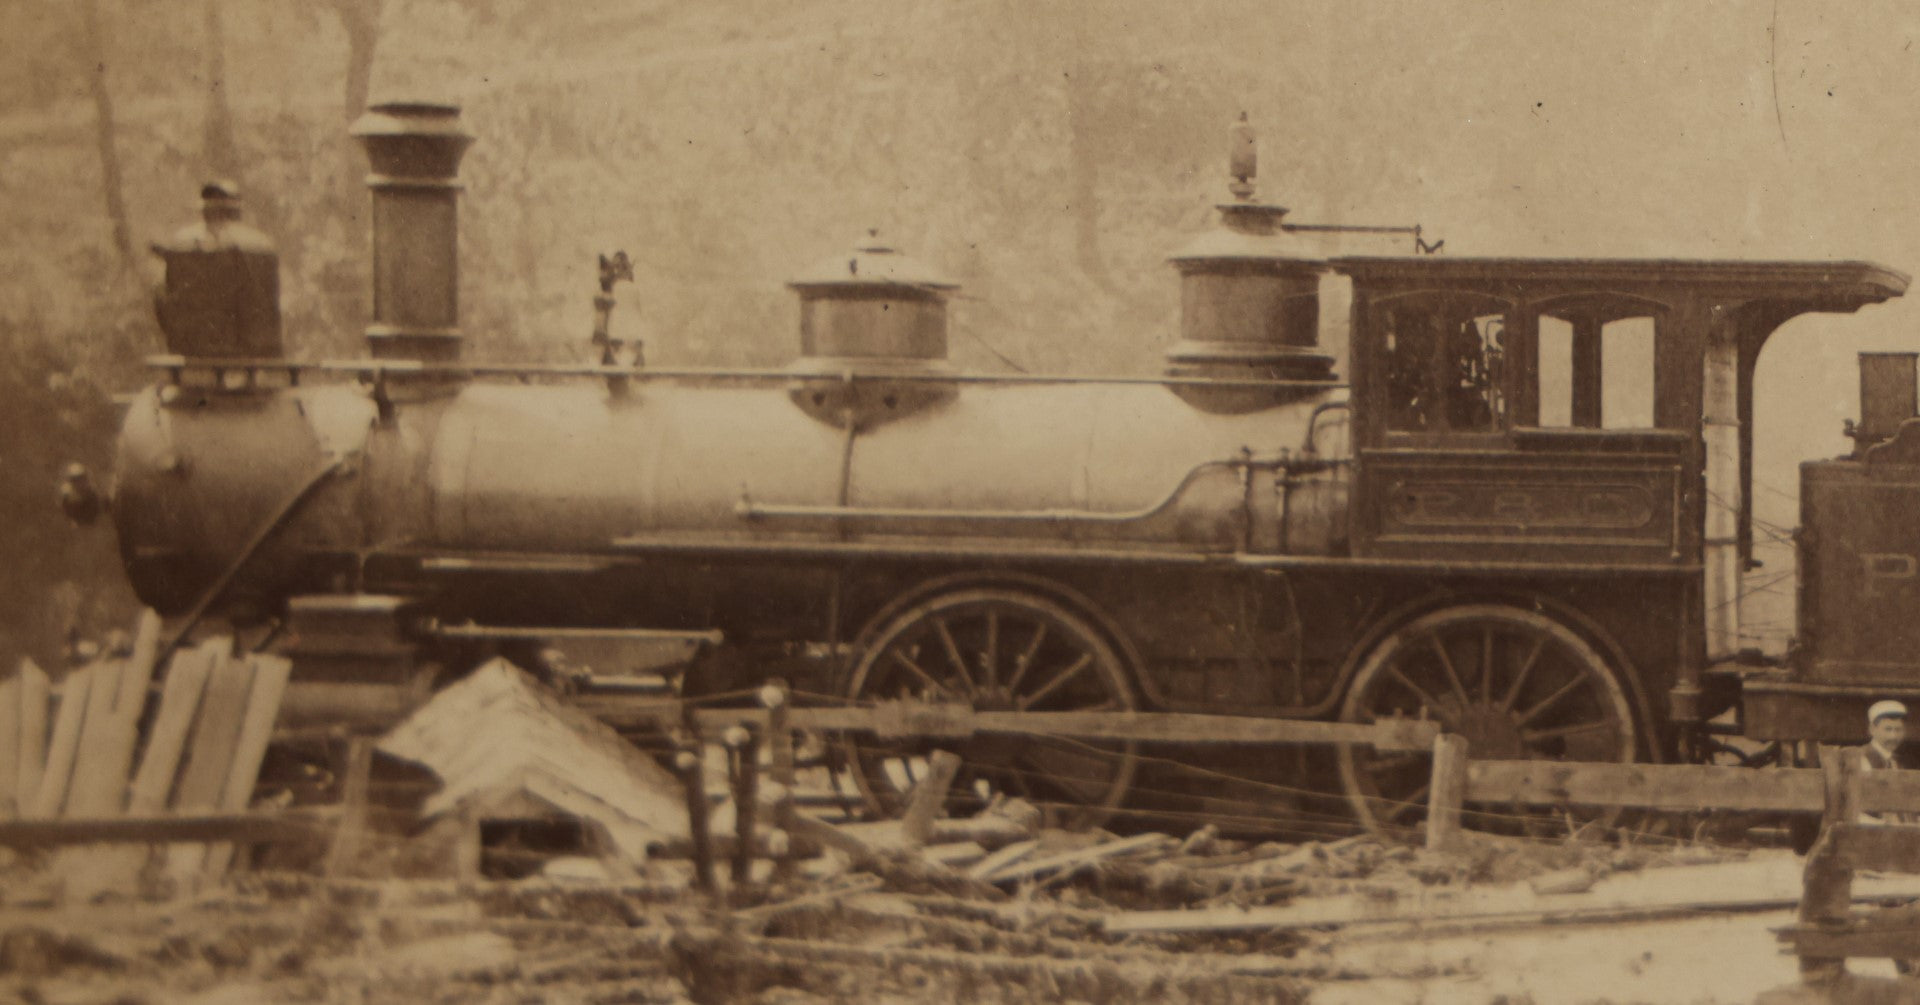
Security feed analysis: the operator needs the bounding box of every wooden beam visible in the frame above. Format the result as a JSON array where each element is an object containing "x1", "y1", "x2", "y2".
[
  {"x1": 1466, "y1": 759, "x2": 1920, "y2": 814},
  {"x1": 984, "y1": 832, "x2": 1171, "y2": 886},
  {"x1": 1834, "y1": 825, "x2": 1920, "y2": 875},
  {"x1": 578, "y1": 700, "x2": 1440, "y2": 752},
  {"x1": 85, "y1": 643, "x2": 219, "y2": 895},
  {"x1": 164, "y1": 648, "x2": 251, "y2": 889},
  {"x1": 1778, "y1": 923, "x2": 1920, "y2": 961},
  {"x1": 28, "y1": 665, "x2": 98, "y2": 819},
  {"x1": 16, "y1": 661, "x2": 47, "y2": 808},
  {"x1": 202, "y1": 654, "x2": 293, "y2": 878},
  {"x1": 1425, "y1": 733, "x2": 1468, "y2": 851},
  {"x1": 0, "y1": 675, "x2": 19, "y2": 819},
  {"x1": 323, "y1": 736, "x2": 374, "y2": 881},
  {"x1": 0, "y1": 810, "x2": 326, "y2": 847},
  {"x1": 61, "y1": 656, "x2": 129, "y2": 818}
]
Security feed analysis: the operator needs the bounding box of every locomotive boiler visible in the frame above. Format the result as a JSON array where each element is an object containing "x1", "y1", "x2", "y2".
[{"x1": 89, "y1": 101, "x2": 1920, "y2": 834}]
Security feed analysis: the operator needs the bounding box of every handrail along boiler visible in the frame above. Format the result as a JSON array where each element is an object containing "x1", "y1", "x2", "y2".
[{"x1": 85, "y1": 102, "x2": 1919, "y2": 831}]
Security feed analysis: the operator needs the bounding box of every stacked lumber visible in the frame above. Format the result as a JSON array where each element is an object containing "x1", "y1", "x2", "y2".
[{"x1": 0, "y1": 612, "x2": 292, "y2": 900}]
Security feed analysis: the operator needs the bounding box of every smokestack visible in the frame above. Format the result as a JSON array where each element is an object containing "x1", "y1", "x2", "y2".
[{"x1": 350, "y1": 102, "x2": 474, "y2": 363}]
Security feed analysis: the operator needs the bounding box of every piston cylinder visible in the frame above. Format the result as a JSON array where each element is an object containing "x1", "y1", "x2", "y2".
[{"x1": 350, "y1": 102, "x2": 474, "y2": 363}]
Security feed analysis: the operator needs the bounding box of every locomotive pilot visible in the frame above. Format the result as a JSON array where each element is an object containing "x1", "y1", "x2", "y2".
[{"x1": 1859, "y1": 700, "x2": 1912, "y2": 825}]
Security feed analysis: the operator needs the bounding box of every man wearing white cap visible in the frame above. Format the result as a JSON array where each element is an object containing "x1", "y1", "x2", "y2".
[{"x1": 1858, "y1": 700, "x2": 1910, "y2": 825}]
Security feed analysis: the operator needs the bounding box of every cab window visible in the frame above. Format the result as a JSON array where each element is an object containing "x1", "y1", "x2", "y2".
[
  {"x1": 1533, "y1": 298, "x2": 1661, "y2": 429},
  {"x1": 1379, "y1": 292, "x2": 1510, "y2": 433}
]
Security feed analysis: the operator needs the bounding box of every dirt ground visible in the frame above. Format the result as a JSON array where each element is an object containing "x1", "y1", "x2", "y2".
[{"x1": 0, "y1": 839, "x2": 1912, "y2": 1005}]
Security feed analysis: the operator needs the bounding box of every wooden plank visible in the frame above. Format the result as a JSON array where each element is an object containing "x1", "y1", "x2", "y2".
[
  {"x1": 201, "y1": 654, "x2": 292, "y2": 879},
  {"x1": 0, "y1": 810, "x2": 327, "y2": 848},
  {"x1": 967, "y1": 838, "x2": 1038, "y2": 879},
  {"x1": 163, "y1": 646, "x2": 251, "y2": 889},
  {"x1": 16, "y1": 660, "x2": 47, "y2": 806},
  {"x1": 985, "y1": 833, "x2": 1171, "y2": 885},
  {"x1": 322, "y1": 736, "x2": 374, "y2": 880},
  {"x1": 125, "y1": 643, "x2": 219, "y2": 816},
  {"x1": 115, "y1": 610, "x2": 162, "y2": 722},
  {"x1": 27, "y1": 665, "x2": 97, "y2": 819},
  {"x1": 899, "y1": 750, "x2": 962, "y2": 847},
  {"x1": 60, "y1": 657, "x2": 129, "y2": 819},
  {"x1": 1468, "y1": 760, "x2": 1833, "y2": 813},
  {"x1": 0, "y1": 676, "x2": 19, "y2": 819},
  {"x1": 1834, "y1": 824, "x2": 1920, "y2": 875},
  {"x1": 1778, "y1": 923, "x2": 1920, "y2": 961},
  {"x1": 86, "y1": 643, "x2": 219, "y2": 895},
  {"x1": 1425, "y1": 733, "x2": 1468, "y2": 851},
  {"x1": 571, "y1": 703, "x2": 1444, "y2": 752},
  {"x1": 57, "y1": 644, "x2": 155, "y2": 899}
]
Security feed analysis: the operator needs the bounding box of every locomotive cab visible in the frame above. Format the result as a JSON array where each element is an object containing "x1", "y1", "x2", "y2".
[{"x1": 1339, "y1": 259, "x2": 1906, "y2": 728}]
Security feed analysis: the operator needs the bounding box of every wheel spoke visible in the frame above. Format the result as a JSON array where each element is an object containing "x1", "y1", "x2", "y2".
[
  {"x1": 1384, "y1": 665, "x2": 1445, "y2": 713},
  {"x1": 1500, "y1": 634, "x2": 1549, "y2": 712},
  {"x1": 1005, "y1": 622, "x2": 1050, "y2": 693},
  {"x1": 1479, "y1": 626, "x2": 1494, "y2": 704},
  {"x1": 983, "y1": 610, "x2": 1000, "y2": 690},
  {"x1": 1516, "y1": 673, "x2": 1587, "y2": 728},
  {"x1": 1019, "y1": 652, "x2": 1094, "y2": 710},
  {"x1": 890, "y1": 649, "x2": 956, "y2": 700},
  {"x1": 932, "y1": 616, "x2": 977, "y2": 692},
  {"x1": 1429, "y1": 635, "x2": 1470, "y2": 704}
]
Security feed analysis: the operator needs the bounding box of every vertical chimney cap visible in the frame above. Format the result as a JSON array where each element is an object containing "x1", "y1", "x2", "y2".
[{"x1": 351, "y1": 101, "x2": 474, "y2": 179}]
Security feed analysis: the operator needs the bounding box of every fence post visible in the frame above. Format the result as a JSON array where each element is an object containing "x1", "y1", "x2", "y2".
[
  {"x1": 1797, "y1": 744, "x2": 1857, "y2": 983},
  {"x1": 762, "y1": 679, "x2": 797, "y2": 883},
  {"x1": 725, "y1": 724, "x2": 760, "y2": 885},
  {"x1": 1426, "y1": 733, "x2": 1469, "y2": 852},
  {"x1": 674, "y1": 741, "x2": 717, "y2": 895}
]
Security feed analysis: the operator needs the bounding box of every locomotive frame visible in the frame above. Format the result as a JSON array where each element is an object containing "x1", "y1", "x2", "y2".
[{"x1": 94, "y1": 102, "x2": 1920, "y2": 835}]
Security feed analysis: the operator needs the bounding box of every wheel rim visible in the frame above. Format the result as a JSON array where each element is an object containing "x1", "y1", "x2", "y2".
[
  {"x1": 1337, "y1": 604, "x2": 1636, "y2": 838},
  {"x1": 836, "y1": 588, "x2": 1138, "y2": 829}
]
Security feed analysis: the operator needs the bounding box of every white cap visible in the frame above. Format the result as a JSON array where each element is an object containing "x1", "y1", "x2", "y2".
[{"x1": 1870, "y1": 700, "x2": 1909, "y2": 725}]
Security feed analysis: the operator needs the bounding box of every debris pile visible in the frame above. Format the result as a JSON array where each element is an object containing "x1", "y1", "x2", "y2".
[
  {"x1": 0, "y1": 650, "x2": 1812, "y2": 1003},
  {"x1": 0, "y1": 612, "x2": 295, "y2": 902}
]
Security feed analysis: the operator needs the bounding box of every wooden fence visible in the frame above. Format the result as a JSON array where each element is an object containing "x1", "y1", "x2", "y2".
[{"x1": 1426, "y1": 736, "x2": 1920, "y2": 984}]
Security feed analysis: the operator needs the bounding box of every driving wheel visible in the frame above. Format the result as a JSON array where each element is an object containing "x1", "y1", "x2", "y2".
[
  {"x1": 835, "y1": 587, "x2": 1138, "y2": 830},
  {"x1": 1337, "y1": 603, "x2": 1637, "y2": 838}
]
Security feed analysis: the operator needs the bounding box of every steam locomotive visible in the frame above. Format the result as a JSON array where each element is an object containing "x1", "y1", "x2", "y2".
[{"x1": 80, "y1": 102, "x2": 1920, "y2": 832}]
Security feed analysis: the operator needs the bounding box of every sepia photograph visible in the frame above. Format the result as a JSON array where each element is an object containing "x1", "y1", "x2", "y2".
[{"x1": 4, "y1": 0, "x2": 1920, "y2": 1001}]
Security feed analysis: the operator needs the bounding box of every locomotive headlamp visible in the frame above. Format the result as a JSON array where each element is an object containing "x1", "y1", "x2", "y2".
[{"x1": 151, "y1": 180, "x2": 282, "y2": 360}]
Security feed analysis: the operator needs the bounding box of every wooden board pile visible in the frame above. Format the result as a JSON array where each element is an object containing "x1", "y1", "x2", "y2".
[{"x1": 0, "y1": 611, "x2": 292, "y2": 901}]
